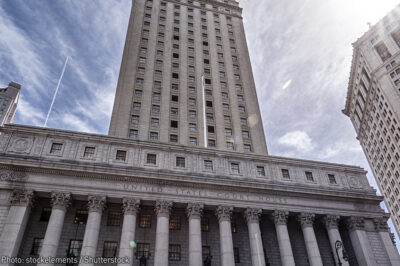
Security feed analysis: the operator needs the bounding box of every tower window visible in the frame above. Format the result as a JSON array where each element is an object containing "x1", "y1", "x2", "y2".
[
  {"x1": 171, "y1": 120, "x2": 178, "y2": 128},
  {"x1": 257, "y1": 166, "x2": 265, "y2": 177},
  {"x1": 50, "y1": 143, "x2": 63, "y2": 154},
  {"x1": 146, "y1": 154, "x2": 157, "y2": 165},
  {"x1": 116, "y1": 150, "x2": 127, "y2": 161},
  {"x1": 83, "y1": 147, "x2": 95, "y2": 158},
  {"x1": 328, "y1": 174, "x2": 337, "y2": 184},
  {"x1": 231, "y1": 163, "x2": 240, "y2": 174},
  {"x1": 170, "y1": 134, "x2": 178, "y2": 143},
  {"x1": 171, "y1": 95, "x2": 179, "y2": 102},
  {"x1": 176, "y1": 157, "x2": 186, "y2": 168},
  {"x1": 208, "y1": 126, "x2": 215, "y2": 133},
  {"x1": 281, "y1": 169, "x2": 290, "y2": 179},
  {"x1": 204, "y1": 160, "x2": 213, "y2": 171},
  {"x1": 305, "y1": 171, "x2": 314, "y2": 182}
]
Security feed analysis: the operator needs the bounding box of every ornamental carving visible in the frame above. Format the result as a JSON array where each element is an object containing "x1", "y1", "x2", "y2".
[
  {"x1": 347, "y1": 216, "x2": 365, "y2": 231},
  {"x1": 186, "y1": 203, "x2": 204, "y2": 219},
  {"x1": 244, "y1": 208, "x2": 262, "y2": 224},
  {"x1": 390, "y1": 233, "x2": 396, "y2": 246},
  {"x1": 155, "y1": 200, "x2": 173, "y2": 217},
  {"x1": 51, "y1": 192, "x2": 71, "y2": 210},
  {"x1": 122, "y1": 198, "x2": 140, "y2": 215},
  {"x1": 8, "y1": 136, "x2": 34, "y2": 154},
  {"x1": 373, "y1": 218, "x2": 389, "y2": 232},
  {"x1": 87, "y1": 195, "x2": 106, "y2": 213},
  {"x1": 323, "y1": 215, "x2": 340, "y2": 229},
  {"x1": 272, "y1": 210, "x2": 288, "y2": 225},
  {"x1": 0, "y1": 170, "x2": 26, "y2": 182},
  {"x1": 9, "y1": 189, "x2": 35, "y2": 207},
  {"x1": 215, "y1": 206, "x2": 233, "y2": 222},
  {"x1": 298, "y1": 213, "x2": 315, "y2": 228}
]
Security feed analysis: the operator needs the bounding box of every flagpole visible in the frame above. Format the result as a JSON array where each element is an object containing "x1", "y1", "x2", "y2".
[{"x1": 201, "y1": 75, "x2": 207, "y2": 148}]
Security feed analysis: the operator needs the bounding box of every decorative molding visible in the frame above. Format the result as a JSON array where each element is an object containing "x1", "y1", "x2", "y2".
[
  {"x1": 0, "y1": 170, "x2": 26, "y2": 182},
  {"x1": 373, "y1": 217, "x2": 389, "y2": 232},
  {"x1": 122, "y1": 198, "x2": 140, "y2": 215},
  {"x1": 215, "y1": 205, "x2": 233, "y2": 222},
  {"x1": 323, "y1": 215, "x2": 340, "y2": 229},
  {"x1": 87, "y1": 195, "x2": 106, "y2": 213},
  {"x1": 347, "y1": 216, "x2": 365, "y2": 231},
  {"x1": 9, "y1": 189, "x2": 34, "y2": 207},
  {"x1": 155, "y1": 200, "x2": 173, "y2": 217},
  {"x1": 298, "y1": 213, "x2": 315, "y2": 228},
  {"x1": 272, "y1": 210, "x2": 288, "y2": 225},
  {"x1": 390, "y1": 233, "x2": 396, "y2": 246},
  {"x1": 51, "y1": 192, "x2": 71, "y2": 210},
  {"x1": 186, "y1": 203, "x2": 204, "y2": 219},
  {"x1": 244, "y1": 208, "x2": 261, "y2": 224}
]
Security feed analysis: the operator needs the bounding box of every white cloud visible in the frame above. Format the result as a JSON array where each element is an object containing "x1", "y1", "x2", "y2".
[{"x1": 278, "y1": 131, "x2": 314, "y2": 152}]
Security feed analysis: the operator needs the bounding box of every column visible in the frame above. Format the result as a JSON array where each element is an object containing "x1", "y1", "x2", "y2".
[
  {"x1": 298, "y1": 213, "x2": 322, "y2": 266},
  {"x1": 38, "y1": 192, "x2": 71, "y2": 266},
  {"x1": 79, "y1": 195, "x2": 106, "y2": 266},
  {"x1": 186, "y1": 203, "x2": 204, "y2": 266},
  {"x1": 244, "y1": 208, "x2": 266, "y2": 266},
  {"x1": 0, "y1": 189, "x2": 34, "y2": 263},
  {"x1": 374, "y1": 218, "x2": 400, "y2": 265},
  {"x1": 154, "y1": 200, "x2": 173, "y2": 266},
  {"x1": 215, "y1": 206, "x2": 235, "y2": 266},
  {"x1": 272, "y1": 210, "x2": 295, "y2": 266},
  {"x1": 323, "y1": 215, "x2": 349, "y2": 266},
  {"x1": 347, "y1": 216, "x2": 375, "y2": 266},
  {"x1": 118, "y1": 198, "x2": 140, "y2": 266}
]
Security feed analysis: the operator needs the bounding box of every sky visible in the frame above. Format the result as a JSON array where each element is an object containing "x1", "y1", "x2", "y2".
[{"x1": 0, "y1": 0, "x2": 400, "y2": 246}]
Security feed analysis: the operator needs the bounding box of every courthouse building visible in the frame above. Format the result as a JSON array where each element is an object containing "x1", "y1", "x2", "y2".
[{"x1": 0, "y1": 0, "x2": 399, "y2": 266}]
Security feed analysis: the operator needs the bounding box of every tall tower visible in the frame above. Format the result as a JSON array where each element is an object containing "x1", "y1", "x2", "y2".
[
  {"x1": 344, "y1": 4, "x2": 400, "y2": 236},
  {"x1": 109, "y1": 0, "x2": 268, "y2": 154},
  {"x1": 0, "y1": 82, "x2": 20, "y2": 126}
]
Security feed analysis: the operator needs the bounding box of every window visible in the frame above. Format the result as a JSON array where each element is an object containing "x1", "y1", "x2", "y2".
[
  {"x1": 50, "y1": 143, "x2": 63, "y2": 154},
  {"x1": 240, "y1": 118, "x2": 247, "y2": 125},
  {"x1": 208, "y1": 139, "x2": 216, "y2": 147},
  {"x1": 169, "y1": 216, "x2": 181, "y2": 230},
  {"x1": 153, "y1": 92, "x2": 161, "y2": 101},
  {"x1": 171, "y1": 107, "x2": 179, "y2": 115},
  {"x1": 328, "y1": 174, "x2": 337, "y2": 184},
  {"x1": 223, "y1": 104, "x2": 229, "y2": 111},
  {"x1": 227, "y1": 142, "x2": 234, "y2": 150},
  {"x1": 231, "y1": 221, "x2": 237, "y2": 233},
  {"x1": 152, "y1": 105, "x2": 160, "y2": 113},
  {"x1": 172, "y1": 73, "x2": 179, "y2": 79},
  {"x1": 132, "y1": 115, "x2": 140, "y2": 125},
  {"x1": 201, "y1": 218, "x2": 209, "y2": 232},
  {"x1": 154, "y1": 81, "x2": 161, "y2": 89},
  {"x1": 40, "y1": 207, "x2": 52, "y2": 222},
  {"x1": 139, "y1": 57, "x2": 146, "y2": 63},
  {"x1": 136, "y1": 78, "x2": 144, "y2": 85},
  {"x1": 242, "y1": 131, "x2": 249, "y2": 139},
  {"x1": 190, "y1": 137, "x2": 197, "y2": 145},
  {"x1": 204, "y1": 160, "x2": 213, "y2": 171},
  {"x1": 237, "y1": 95, "x2": 244, "y2": 101},
  {"x1": 107, "y1": 212, "x2": 122, "y2": 226},
  {"x1": 234, "y1": 247, "x2": 240, "y2": 263},
  {"x1": 231, "y1": 163, "x2": 240, "y2": 174},
  {"x1": 103, "y1": 241, "x2": 118, "y2": 258},
  {"x1": 116, "y1": 150, "x2": 127, "y2": 161},
  {"x1": 171, "y1": 120, "x2": 178, "y2": 128},
  {"x1": 224, "y1": 116, "x2": 231, "y2": 123},
  {"x1": 239, "y1": 106, "x2": 246, "y2": 113},
  {"x1": 74, "y1": 210, "x2": 88, "y2": 224},
  {"x1": 281, "y1": 169, "x2": 290, "y2": 179},
  {"x1": 207, "y1": 113, "x2": 214, "y2": 120},
  {"x1": 305, "y1": 171, "x2": 314, "y2": 182},
  {"x1": 189, "y1": 123, "x2": 197, "y2": 131},
  {"x1": 83, "y1": 146, "x2": 95, "y2": 158},
  {"x1": 202, "y1": 246, "x2": 211, "y2": 260},
  {"x1": 236, "y1": 84, "x2": 242, "y2": 91},
  {"x1": 136, "y1": 243, "x2": 150, "y2": 259},
  {"x1": 257, "y1": 166, "x2": 265, "y2": 177},
  {"x1": 208, "y1": 126, "x2": 215, "y2": 133},
  {"x1": 151, "y1": 118, "x2": 159, "y2": 127},
  {"x1": 130, "y1": 129, "x2": 138, "y2": 139},
  {"x1": 244, "y1": 144, "x2": 252, "y2": 152},
  {"x1": 189, "y1": 110, "x2": 196, "y2": 118},
  {"x1": 225, "y1": 128, "x2": 232, "y2": 136},
  {"x1": 206, "y1": 101, "x2": 213, "y2": 107},
  {"x1": 170, "y1": 134, "x2": 178, "y2": 143},
  {"x1": 189, "y1": 98, "x2": 196, "y2": 106},
  {"x1": 133, "y1": 102, "x2": 141, "y2": 111},
  {"x1": 172, "y1": 84, "x2": 179, "y2": 90},
  {"x1": 176, "y1": 157, "x2": 186, "y2": 168},
  {"x1": 169, "y1": 245, "x2": 181, "y2": 261},
  {"x1": 205, "y1": 89, "x2": 212, "y2": 96},
  {"x1": 67, "y1": 240, "x2": 82, "y2": 258},
  {"x1": 139, "y1": 215, "x2": 151, "y2": 228},
  {"x1": 150, "y1": 132, "x2": 158, "y2": 140},
  {"x1": 375, "y1": 42, "x2": 392, "y2": 61},
  {"x1": 147, "y1": 154, "x2": 157, "y2": 165}
]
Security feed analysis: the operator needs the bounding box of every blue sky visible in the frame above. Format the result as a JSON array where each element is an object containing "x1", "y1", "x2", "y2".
[{"x1": 1, "y1": 0, "x2": 399, "y2": 245}]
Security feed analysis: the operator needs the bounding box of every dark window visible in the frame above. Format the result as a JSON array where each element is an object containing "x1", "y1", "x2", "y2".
[
  {"x1": 204, "y1": 160, "x2": 213, "y2": 171},
  {"x1": 190, "y1": 137, "x2": 197, "y2": 145},
  {"x1": 204, "y1": 59, "x2": 210, "y2": 64},
  {"x1": 305, "y1": 171, "x2": 314, "y2": 182},
  {"x1": 231, "y1": 163, "x2": 240, "y2": 174},
  {"x1": 102, "y1": 241, "x2": 118, "y2": 258},
  {"x1": 50, "y1": 143, "x2": 63, "y2": 154},
  {"x1": 328, "y1": 174, "x2": 337, "y2": 184},
  {"x1": 116, "y1": 150, "x2": 127, "y2": 161},
  {"x1": 172, "y1": 73, "x2": 179, "y2": 79},
  {"x1": 234, "y1": 247, "x2": 240, "y2": 263},
  {"x1": 257, "y1": 166, "x2": 265, "y2": 177},
  {"x1": 83, "y1": 146, "x2": 95, "y2": 158},
  {"x1": 208, "y1": 126, "x2": 215, "y2": 133},
  {"x1": 40, "y1": 207, "x2": 52, "y2": 222},
  {"x1": 171, "y1": 120, "x2": 178, "y2": 128},
  {"x1": 170, "y1": 134, "x2": 178, "y2": 143},
  {"x1": 169, "y1": 216, "x2": 181, "y2": 230},
  {"x1": 173, "y1": 53, "x2": 179, "y2": 59},
  {"x1": 231, "y1": 221, "x2": 237, "y2": 233},
  {"x1": 176, "y1": 157, "x2": 186, "y2": 168},
  {"x1": 201, "y1": 218, "x2": 209, "y2": 232},
  {"x1": 139, "y1": 215, "x2": 151, "y2": 228},
  {"x1": 281, "y1": 169, "x2": 290, "y2": 179},
  {"x1": 169, "y1": 245, "x2": 181, "y2": 261},
  {"x1": 171, "y1": 95, "x2": 179, "y2": 102},
  {"x1": 206, "y1": 101, "x2": 213, "y2": 107},
  {"x1": 205, "y1": 79, "x2": 211, "y2": 85},
  {"x1": 202, "y1": 246, "x2": 211, "y2": 260},
  {"x1": 74, "y1": 210, "x2": 88, "y2": 224},
  {"x1": 136, "y1": 243, "x2": 150, "y2": 259},
  {"x1": 67, "y1": 240, "x2": 82, "y2": 258},
  {"x1": 375, "y1": 42, "x2": 392, "y2": 61},
  {"x1": 208, "y1": 139, "x2": 215, "y2": 147},
  {"x1": 107, "y1": 212, "x2": 122, "y2": 226},
  {"x1": 30, "y1": 238, "x2": 43, "y2": 255},
  {"x1": 244, "y1": 144, "x2": 252, "y2": 152},
  {"x1": 147, "y1": 154, "x2": 157, "y2": 165},
  {"x1": 129, "y1": 129, "x2": 138, "y2": 139}
]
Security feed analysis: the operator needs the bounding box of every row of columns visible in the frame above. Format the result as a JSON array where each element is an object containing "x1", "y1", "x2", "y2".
[{"x1": 0, "y1": 189, "x2": 399, "y2": 266}]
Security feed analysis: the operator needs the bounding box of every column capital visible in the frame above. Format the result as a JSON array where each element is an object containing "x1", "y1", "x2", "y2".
[
  {"x1": 347, "y1": 216, "x2": 365, "y2": 231},
  {"x1": 10, "y1": 189, "x2": 35, "y2": 207},
  {"x1": 155, "y1": 200, "x2": 173, "y2": 217},
  {"x1": 122, "y1": 198, "x2": 140, "y2": 215},
  {"x1": 298, "y1": 213, "x2": 315, "y2": 228},
  {"x1": 244, "y1": 208, "x2": 262, "y2": 224},
  {"x1": 373, "y1": 217, "x2": 389, "y2": 232},
  {"x1": 186, "y1": 203, "x2": 204, "y2": 219},
  {"x1": 87, "y1": 195, "x2": 106, "y2": 213},
  {"x1": 272, "y1": 210, "x2": 289, "y2": 225},
  {"x1": 323, "y1": 215, "x2": 340, "y2": 229},
  {"x1": 51, "y1": 192, "x2": 71, "y2": 210},
  {"x1": 215, "y1": 205, "x2": 233, "y2": 222}
]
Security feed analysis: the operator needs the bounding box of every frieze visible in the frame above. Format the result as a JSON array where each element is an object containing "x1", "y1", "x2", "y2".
[
  {"x1": 7, "y1": 135, "x2": 34, "y2": 154},
  {"x1": 0, "y1": 170, "x2": 26, "y2": 182}
]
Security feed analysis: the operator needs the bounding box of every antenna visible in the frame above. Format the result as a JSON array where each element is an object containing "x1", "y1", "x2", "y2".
[{"x1": 44, "y1": 56, "x2": 69, "y2": 127}]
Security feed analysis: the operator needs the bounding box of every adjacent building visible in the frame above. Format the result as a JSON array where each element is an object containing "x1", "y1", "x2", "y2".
[
  {"x1": 0, "y1": 1, "x2": 399, "y2": 266},
  {"x1": 0, "y1": 82, "x2": 20, "y2": 127},
  {"x1": 344, "y1": 4, "x2": 400, "y2": 237}
]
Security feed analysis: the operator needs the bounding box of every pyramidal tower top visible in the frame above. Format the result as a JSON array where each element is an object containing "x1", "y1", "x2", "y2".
[{"x1": 108, "y1": 0, "x2": 268, "y2": 155}]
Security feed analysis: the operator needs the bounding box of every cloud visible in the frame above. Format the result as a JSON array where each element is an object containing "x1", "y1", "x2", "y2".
[{"x1": 278, "y1": 131, "x2": 314, "y2": 152}]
